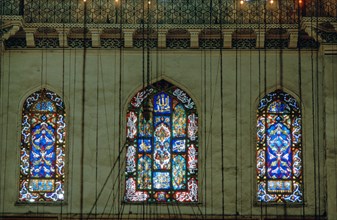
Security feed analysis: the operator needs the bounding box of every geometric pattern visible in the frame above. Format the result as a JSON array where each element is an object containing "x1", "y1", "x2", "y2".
[
  {"x1": 19, "y1": 89, "x2": 66, "y2": 203},
  {"x1": 256, "y1": 90, "x2": 302, "y2": 203},
  {"x1": 125, "y1": 80, "x2": 198, "y2": 203}
]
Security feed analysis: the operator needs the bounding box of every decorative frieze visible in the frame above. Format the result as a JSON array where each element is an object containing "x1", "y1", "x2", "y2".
[{"x1": 2, "y1": 20, "x2": 333, "y2": 50}]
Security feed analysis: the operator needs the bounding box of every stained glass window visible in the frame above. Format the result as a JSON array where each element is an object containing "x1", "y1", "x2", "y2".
[
  {"x1": 124, "y1": 80, "x2": 198, "y2": 203},
  {"x1": 256, "y1": 90, "x2": 302, "y2": 203},
  {"x1": 19, "y1": 89, "x2": 66, "y2": 202}
]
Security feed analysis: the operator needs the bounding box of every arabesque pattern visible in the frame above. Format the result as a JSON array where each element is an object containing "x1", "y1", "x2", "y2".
[
  {"x1": 19, "y1": 89, "x2": 66, "y2": 202},
  {"x1": 256, "y1": 90, "x2": 302, "y2": 203},
  {"x1": 125, "y1": 80, "x2": 198, "y2": 203}
]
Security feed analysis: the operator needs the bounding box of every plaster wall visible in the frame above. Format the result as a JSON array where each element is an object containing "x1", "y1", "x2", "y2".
[{"x1": 0, "y1": 48, "x2": 332, "y2": 218}]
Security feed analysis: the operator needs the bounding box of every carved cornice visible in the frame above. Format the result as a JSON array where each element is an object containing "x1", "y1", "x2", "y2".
[{"x1": 1, "y1": 16, "x2": 336, "y2": 50}]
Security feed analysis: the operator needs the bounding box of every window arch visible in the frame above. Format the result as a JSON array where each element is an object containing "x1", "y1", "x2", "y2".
[
  {"x1": 124, "y1": 80, "x2": 198, "y2": 203},
  {"x1": 19, "y1": 89, "x2": 66, "y2": 202},
  {"x1": 256, "y1": 90, "x2": 302, "y2": 203}
]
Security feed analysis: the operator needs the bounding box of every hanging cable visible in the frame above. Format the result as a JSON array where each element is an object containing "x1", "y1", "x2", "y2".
[
  {"x1": 315, "y1": 0, "x2": 321, "y2": 216},
  {"x1": 310, "y1": 3, "x2": 318, "y2": 218},
  {"x1": 219, "y1": 0, "x2": 225, "y2": 219},
  {"x1": 79, "y1": 0, "x2": 88, "y2": 218},
  {"x1": 202, "y1": 0, "x2": 210, "y2": 217},
  {"x1": 235, "y1": 1, "x2": 240, "y2": 218},
  {"x1": 141, "y1": 1, "x2": 146, "y2": 219},
  {"x1": 94, "y1": 19, "x2": 100, "y2": 219},
  {"x1": 263, "y1": 0, "x2": 268, "y2": 218},
  {"x1": 296, "y1": 1, "x2": 306, "y2": 219},
  {"x1": 117, "y1": 0, "x2": 124, "y2": 218},
  {"x1": 333, "y1": 38, "x2": 337, "y2": 220},
  {"x1": 60, "y1": 0, "x2": 66, "y2": 218},
  {"x1": 0, "y1": 0, "x2": 5, "y2": 213}
]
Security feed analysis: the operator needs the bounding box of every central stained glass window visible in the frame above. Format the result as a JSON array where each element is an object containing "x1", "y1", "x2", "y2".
[
  {"x1": 124, "y1": 80, "x2": 198, "y2": 203},
  {"x1": 256, "y1": 90, "x2": 303, "y2": 203}
]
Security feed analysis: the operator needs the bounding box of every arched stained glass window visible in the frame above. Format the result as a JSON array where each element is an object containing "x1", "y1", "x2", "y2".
[
  {"x1": 19, "y1": 89, "x2": 66, "y2": 202},
  {"x1": 256, "y1": 90, "x2": 302, "y2": 203},
  {"x1": 124, "y1": 80, "x2": 198, "y2": 203}
]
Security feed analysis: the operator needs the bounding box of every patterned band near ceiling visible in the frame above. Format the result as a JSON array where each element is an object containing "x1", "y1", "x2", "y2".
[
  {"x1": 19, "y1": 89, "x2": 66, "y2": 202},
  {"x1": 125, "y1": 80, "x2": 198, "y2": 203},
  {"x1": 1, "y1": 0, "x2": 335, "y2": 24},
  {"x1": 256, "y1": 90, "x2": 302, "y2": 203}
]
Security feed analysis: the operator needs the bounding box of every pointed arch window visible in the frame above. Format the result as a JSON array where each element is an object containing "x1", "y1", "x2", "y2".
[
  {"x1": 256, "y1": 90, "x2": 303, "y2": 203},
  {"x1": 19, "y1": 89, "x2": 66, "y2": 202},
  {"x1": 124, "y1": 80, "x2": 198, "y2": 203}
]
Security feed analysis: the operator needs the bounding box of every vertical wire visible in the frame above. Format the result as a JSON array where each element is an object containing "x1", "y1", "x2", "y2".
[
  {"x1": 235, "y1": 1, "x2": 241, "y2": 218},
  {"x1": 333, "y1": 41, "x2": 337, "y2": 220},
  {"x1": 203, "y1": 0, "x2": 210, "y2": 217},
  {"x1": 219, "y1": 0, "x2": 225, "y2": 219},
  {"x1": 296, "y1": 0, "x2": 306, "y2": 218},
  {"x1": 249, "y1": 12, "x2": 253, "y2": 217},
  {"x1": 310, "y1": 5, "x2": 317, "y2": 218},
  {"x1": 279, "y1": 1, "x2": 285, "y2": 217},
  {"x1": 141, "y1": 1, "x2": 145, "y2": 219},
  {"x1": 60, "y1": 0, "x2": 66, "y2": 218},
  {"x1": 69, "y1": 20, "x2": 77, "y2": 218},
  {"x1": 209, "y1": 0, "x2": 214, "y2": 216},
  {"x1": 95, "y1": 24, "x2": 100, "y2": 218},
  {"x1": 315, "y1": 1, "x2": 322, "y2": 217},
  {"x1": 117, "y1": 0, "x2": 124, "y2": 218},
  {"x1": 112, "y1": 0, "x2": 119, "y2": 216},
  {"x1": 260, "y1": 1, "x2": 268, "y2": 219},
  {"x1": 147, "y1": 0, "x2": 150, "y2": 86},
  {"x1": 155, "y1": 1, "x2": 160, "y2": 216},
  {"x1": 0, "y1": 0, "x2": 4, "y2": 213},
  {"x1": 315, "y1": 0, "x2": 321, "y2": 216},
  {"x1": 257, "y1": 0, "x2": 263, "y2": 217},
  {"x1": 80, "y1": 0, "x2": 88, "y2": 218},
  {"x1": 278, "y1": 0, "x2": 283, "y2": 89},
  {"x1": 263, "y1": 0, "x2": 268, "y2": 217}
]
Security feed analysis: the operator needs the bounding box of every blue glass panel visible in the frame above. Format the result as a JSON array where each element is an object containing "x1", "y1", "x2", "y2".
[
  {"x1": 29, "y1": 179, "x2": 55, "y2": 192},
  {"x1": 34, "y1": 101, "x2": 56, "y2": 112},
  {"x1": 138, "y1": 139, "x2": 152, "y2": 153},
  {"x1": 153, "y1": 172, "x2": 170, "y2": 190},
  {"x1": 172, "y1": 139, "x2": 186, "y2": 153},
  {"x1": 172, "y1": 155, "x2": 186, "y2": 190},
  {"x1": 30, "y1": 121, "x2": 56, "y2": 178},
  {"x1": 154, "y1": 192, "x2": 168, "y2": 202},
  {"x1": 267, "y1": 180, "x2": 292, "y2": 193},
  {"x1": 267, "y1": 101, "x2": 290, "y2": 113},
  {"x1": 266, "y1": 116, "x2": 292, "y2": 179},
  {"x1": 154, "y1": 93, "x2": 171, "y2": 114}
]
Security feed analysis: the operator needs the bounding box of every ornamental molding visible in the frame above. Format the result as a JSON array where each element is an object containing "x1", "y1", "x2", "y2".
[{"x1": 1, "y1": 15, "x2": 336, "y2": 49}]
